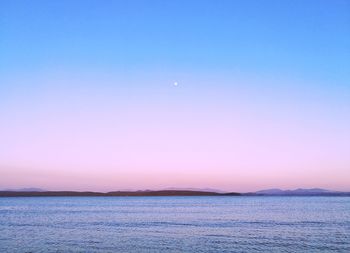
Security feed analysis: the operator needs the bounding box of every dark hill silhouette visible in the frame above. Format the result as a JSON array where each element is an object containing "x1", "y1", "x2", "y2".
[
  {"x1": 1, "y1": 188, "x2": 349, "y2": 197},
  {"x1": 0, "y1": 190, "x2": 241, "y2": 197}
]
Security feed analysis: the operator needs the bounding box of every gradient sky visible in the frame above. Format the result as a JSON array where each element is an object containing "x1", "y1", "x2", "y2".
[{"x1": 1, "y1": 0, "x2": 349, "y2": 192}]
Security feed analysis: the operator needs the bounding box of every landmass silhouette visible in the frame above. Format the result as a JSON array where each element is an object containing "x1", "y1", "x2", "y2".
[{"x1": 0, "y1": 188, "x2": 349, "y2": 197}]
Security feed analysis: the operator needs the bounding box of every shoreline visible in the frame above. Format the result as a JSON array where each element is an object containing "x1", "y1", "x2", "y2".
[{"x1": 1, "y1": 190, "x2": 349, "y2": 197}]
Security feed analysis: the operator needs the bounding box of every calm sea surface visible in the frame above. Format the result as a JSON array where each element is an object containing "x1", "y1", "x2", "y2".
[{"x1": 0, "y1": 196, "x2": 349, "y2": 252}]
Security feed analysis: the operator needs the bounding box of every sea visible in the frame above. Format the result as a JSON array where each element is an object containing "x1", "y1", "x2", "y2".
[{"x1": 0, "y1": 196, "x2": 349, "y2": 252}]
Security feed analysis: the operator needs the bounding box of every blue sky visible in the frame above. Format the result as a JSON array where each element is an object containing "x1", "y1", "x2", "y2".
[
  {"x1": 1, "y1": 0, "x2": 349, "y2": 83},
  {"x1": 0, "y1": 0, "x2": 349, "y2": 191}
]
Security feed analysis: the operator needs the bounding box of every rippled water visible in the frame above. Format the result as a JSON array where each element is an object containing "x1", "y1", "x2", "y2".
[{"x1": 0, "y1": 196, "x2": 349, "y2": 252}]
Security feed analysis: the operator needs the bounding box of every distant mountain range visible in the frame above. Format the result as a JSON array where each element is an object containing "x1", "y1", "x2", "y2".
[
  {"x1": 162, "y1": 187, "x2": 227, "y2": 193},
  {"x1": 249, "y1": 188, "x2": 350, "y2": 196},
  {"x1": 0, "y1": 188, "x2": 349, "y2": 197},
  {"x1": 2, "y1": 188, "x2": 45, "y2": 192}
]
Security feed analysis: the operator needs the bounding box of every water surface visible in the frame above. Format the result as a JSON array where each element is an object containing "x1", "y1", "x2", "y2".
[{"x1": 0, "y1": 196, "x2": 349, "y2": 252}]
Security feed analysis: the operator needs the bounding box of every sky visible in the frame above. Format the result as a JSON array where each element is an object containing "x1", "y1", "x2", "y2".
[{"x1": 0, "y1": 0, "x2": 349, "y2": 192}]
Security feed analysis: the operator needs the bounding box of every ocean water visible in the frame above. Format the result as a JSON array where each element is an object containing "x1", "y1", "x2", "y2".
[{"x1": 0, "y1": 197, "x2": 349, "y2": 253}]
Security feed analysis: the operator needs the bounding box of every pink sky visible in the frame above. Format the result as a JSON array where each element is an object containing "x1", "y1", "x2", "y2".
[{"x1": 1, "y1": 72, "x2": 350, "y2": 192}]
